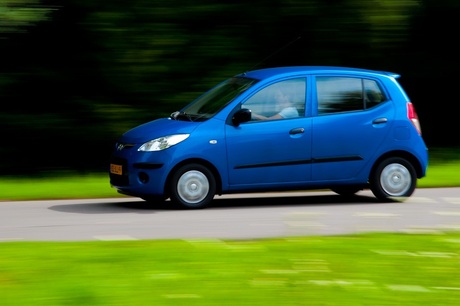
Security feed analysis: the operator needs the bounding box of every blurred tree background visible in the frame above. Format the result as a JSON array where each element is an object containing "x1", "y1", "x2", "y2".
[{"x1": 0, "y1": 0, "x2": 458, "y2": 176}]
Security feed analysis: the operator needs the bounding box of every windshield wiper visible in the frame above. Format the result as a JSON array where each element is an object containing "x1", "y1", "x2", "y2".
[{"x1": 170, "y1": 111, "x2": 193, "y2": 121}]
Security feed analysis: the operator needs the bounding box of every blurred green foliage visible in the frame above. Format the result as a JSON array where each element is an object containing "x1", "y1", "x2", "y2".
[{"x1": 1, "y1": 0, "x2": 459, "y2": 175}]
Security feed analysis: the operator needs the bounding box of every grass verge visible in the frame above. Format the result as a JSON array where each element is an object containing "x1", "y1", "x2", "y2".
[
  {"x1": 1, "y1": 232, "x2": 459, "y2": 305},
  {"x1": 0, "y1": 174, "x2": 120, "y2": 201}
]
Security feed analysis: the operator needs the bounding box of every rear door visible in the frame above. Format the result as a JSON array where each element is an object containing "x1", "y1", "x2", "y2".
[{"x1": 310, "y1": 75, "x2": 394, "y2": 181}]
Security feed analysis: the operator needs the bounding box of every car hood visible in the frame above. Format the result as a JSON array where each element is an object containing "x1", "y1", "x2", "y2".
[{"x1": 119, "y1": 118, "x2": 199, "y2": 143}]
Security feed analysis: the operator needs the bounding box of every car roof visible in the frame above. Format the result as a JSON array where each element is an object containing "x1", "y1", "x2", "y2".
[{"x1": 236, "y1": 66, "x2": 400, "y2": 80}]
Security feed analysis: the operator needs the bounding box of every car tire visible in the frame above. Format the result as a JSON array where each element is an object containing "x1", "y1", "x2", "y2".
[
  {"x1": 370, "y1": 157, "x2": 416, "y2": 202},
  {"x1": 169, "y1": 163, "x2": 216, "y2": 209}
]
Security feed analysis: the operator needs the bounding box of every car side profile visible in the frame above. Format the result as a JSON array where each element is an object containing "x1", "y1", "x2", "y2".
[{"x1": 109, "y1": 66, "x2": 428, "y2": 209}]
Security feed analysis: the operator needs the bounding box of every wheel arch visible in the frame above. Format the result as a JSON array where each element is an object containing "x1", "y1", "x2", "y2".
[
  {"x1": 164, "y1": 158, "x2": 223, "y2": 198},
  {"x1": 370, "y1": 150, "x2": 424, "y2": 180}
]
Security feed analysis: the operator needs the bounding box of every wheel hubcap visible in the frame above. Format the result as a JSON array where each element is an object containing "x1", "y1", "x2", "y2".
[
  {"x1": 380, "y1": 163, "x2": 411, "y2": 196},
  {"x1": 177, "y1": 170, "x2": 209, "y2": 204}
]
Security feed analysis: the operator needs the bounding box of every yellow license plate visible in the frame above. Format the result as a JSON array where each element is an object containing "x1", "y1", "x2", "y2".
[{"x1": 110, "y1": 164, "x2": 123, "y2": 175}]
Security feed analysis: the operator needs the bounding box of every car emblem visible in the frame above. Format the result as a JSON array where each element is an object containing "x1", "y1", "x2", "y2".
[{"x1": 117, "y1": 144, "x2": 125, "y2": 151}]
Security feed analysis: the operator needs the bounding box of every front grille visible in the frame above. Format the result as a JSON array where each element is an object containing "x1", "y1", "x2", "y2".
[
  {"x1": 109, "y1": 157, "x2": 129, "y2": 186},
  {"x1": 116, "y1": 143, "x2": 135, "y2": 151}
]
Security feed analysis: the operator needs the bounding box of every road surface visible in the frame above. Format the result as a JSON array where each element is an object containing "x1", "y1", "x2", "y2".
[{"x1": 1, "y1": 188, "x2": 459, "y2": 241}]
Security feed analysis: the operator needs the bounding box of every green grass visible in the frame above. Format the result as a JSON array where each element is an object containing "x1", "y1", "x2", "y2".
[
  {"x1": 1, "y1": 147, "x2": 459, "y2": 305},
  {"x1": 1, "y1": 233, "x2": 460, "y2": 305},
  {"x1": 418, "y1": 147, "x2": 460, "y2": 187},
  {"x1": 419, "y1": 160, "x2": 460, "y2": 187},
  {"x1": 0, "y1": 174, "x2": 121, "y2": 201}
]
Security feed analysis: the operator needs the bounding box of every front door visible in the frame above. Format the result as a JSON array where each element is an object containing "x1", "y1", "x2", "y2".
[{"x1": 225, "y1": 78, "x2": 312, "y2": 190}]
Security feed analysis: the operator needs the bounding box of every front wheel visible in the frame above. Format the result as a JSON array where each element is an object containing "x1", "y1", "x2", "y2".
[
  {"x1": 370, "y1": 157, "x2": 416, "y2": 202},
  {"x1": 169, "y1": 163, "x2": 216, "y2": 209}
]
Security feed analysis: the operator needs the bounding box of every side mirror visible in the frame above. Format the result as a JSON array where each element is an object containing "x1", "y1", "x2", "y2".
[{"x1": 232, "y1": 108, "x2": 252, "y2": 125}]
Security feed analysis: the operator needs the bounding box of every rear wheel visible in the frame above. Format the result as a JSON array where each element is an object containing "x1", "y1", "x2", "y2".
[
  {"x1": 169, "y1": 163, "x2": 216, "y2": 209},
  {"x1": 370, "y1": 157, "x2": 416, "y2": 202}
]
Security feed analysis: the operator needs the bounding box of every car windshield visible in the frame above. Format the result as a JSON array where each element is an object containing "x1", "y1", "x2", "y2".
[{"x1": 174, "y1": 77, "x2": 258, "y2": 121}]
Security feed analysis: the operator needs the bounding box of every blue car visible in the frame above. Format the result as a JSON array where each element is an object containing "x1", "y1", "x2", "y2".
[{"x1": 109, "y1": 66, "x2": 428, "y2": 209}]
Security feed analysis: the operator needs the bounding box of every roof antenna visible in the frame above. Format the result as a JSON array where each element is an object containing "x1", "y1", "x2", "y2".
[{"x1": 248, "y1": 35, "x2": 302, "y2": 71}]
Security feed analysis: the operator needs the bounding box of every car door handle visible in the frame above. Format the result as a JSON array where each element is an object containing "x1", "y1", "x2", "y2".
[
  {"x1": 373, "y1": 118, "x2": 388, "y2": 124},
  {"x1": 289, "y1": 127, "x2": 305, "y2": 135}
]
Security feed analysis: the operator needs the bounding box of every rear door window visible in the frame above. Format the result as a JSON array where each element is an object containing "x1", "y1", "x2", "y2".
[{"x1": 316, "y1": 76, "x2": 387, "y2": 114}]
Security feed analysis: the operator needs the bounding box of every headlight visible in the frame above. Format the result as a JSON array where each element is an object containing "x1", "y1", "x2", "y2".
[{"x1": 138, "y1": 134, "x2": 190, "y2": 152}]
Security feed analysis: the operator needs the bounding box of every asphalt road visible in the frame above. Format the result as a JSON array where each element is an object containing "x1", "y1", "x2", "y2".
[{"x1": 1, "y1": 188, "x2": 459, "y2": 241}]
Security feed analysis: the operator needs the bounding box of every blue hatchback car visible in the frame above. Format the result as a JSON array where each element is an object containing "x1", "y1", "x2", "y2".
[{"x1": 109, "y1": 66, "x2": 428, "y2": 209}]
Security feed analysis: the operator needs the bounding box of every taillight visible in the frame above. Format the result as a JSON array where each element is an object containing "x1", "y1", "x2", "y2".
[{"x1": 407, "y1": 102, "x2": 422, "y2": 135}]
